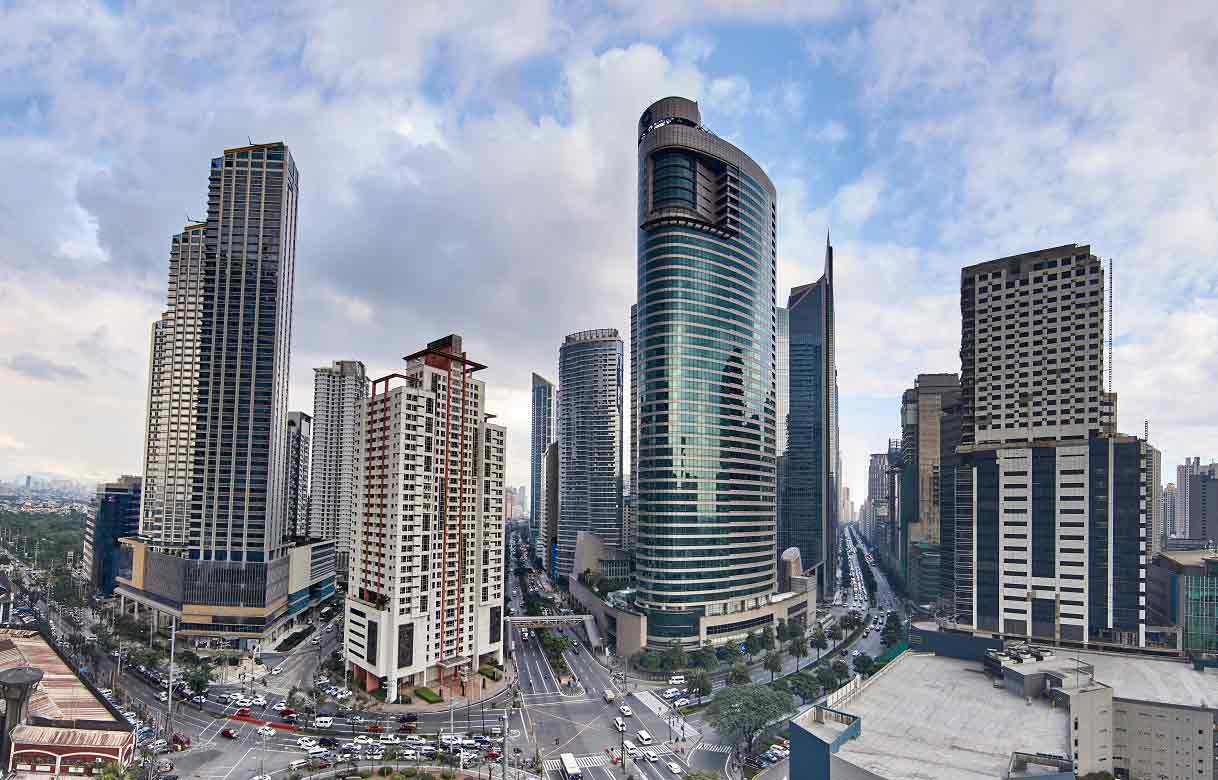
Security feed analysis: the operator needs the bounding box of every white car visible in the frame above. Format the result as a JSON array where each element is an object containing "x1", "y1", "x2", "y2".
[
  {"x1": 401, "y1": 750, "x2": 418, "y2": 761},
  {"x1": 233, "y1": 697, "x2": 252, "y2": 707},
  {"x1": 257, "y1": 726, "x2": 275, "y2": 737},
  {"x1": 251, "y1": 775, "x2": 272, "y2": 780},
  {"x1": 354, "y1": 734, "x2": 373, "y2": 745},
  {"x1": 251, "y1": 696, "x2": 267, "y2": 706},
  {"x1": 674, "y1": 698, "x2": 690, "y2": 708},
  {"x1": 157, "y1": 692, "x2": 168, "y2": 702},
  {"x1": 439, "y1": 735, "x2": 461, "y2": 746},
  {"x1": 404, "y1": 736, "x2": 428, "y2": 746},
  {"x1": 619, "y1": 704, "x2": 633, "y2": 716},
  {"x1": 379, "y1": 734, "x2": 400, "y2": 744},
  {"x1": 270, "y1": 667, "x2": 284, "y2": 675},
  {"x1": 645, "y1": 750, "x2": 659, "y2": 763},
  {"x1": 666, "y1": 760, "x2": 682, "y2": 774},
  {"x1": 297, "y1": 737, "x2": 318, "y2": 749},
  {"x1": 272, "y1": 701, "x2": 287, "y2": 711}
]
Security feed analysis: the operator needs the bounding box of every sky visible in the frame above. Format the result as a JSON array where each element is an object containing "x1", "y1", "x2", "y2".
[{"x1": 1, "y1": 1, "x2": 1217, "y2": 506}]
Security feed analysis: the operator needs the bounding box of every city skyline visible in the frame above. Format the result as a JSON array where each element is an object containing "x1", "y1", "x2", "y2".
[{"x1": 2, "y1": 4, "x2": 1217, "y2": 507}]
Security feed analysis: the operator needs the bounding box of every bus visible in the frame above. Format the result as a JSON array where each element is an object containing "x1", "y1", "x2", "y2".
[{"x1": 558, "y1": 753, "x2": 582, "y2": 780}]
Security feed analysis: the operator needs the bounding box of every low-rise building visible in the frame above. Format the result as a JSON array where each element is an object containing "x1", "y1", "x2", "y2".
[
  {"x1": 0, "y1": 629, "x2": 134, "y2": 780},
  {"x1": 1148, "y1": 549, "x2": 1218, "y2": 656},
  {"x1": 792, "y1": 624, "x2": 1218, "y2": 780}
]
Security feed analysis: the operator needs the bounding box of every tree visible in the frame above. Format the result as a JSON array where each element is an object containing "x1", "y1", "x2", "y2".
[
  {"x1": 744, "y1": 631, "x2": 762, "y2": 660},
  {"x1": 816, "y1": 666, "x2": 837, "y2": 693},
  {"x1": 831, "y1": 658, "x2": 849, "y2": 682},
  {"x1": 853, "y1": 654, "x2": 875, "y2": 677},
  {"x1": 664, "y1": 640, "x2": 687, "y2": 671},
  {"x1": 726, "y1": 664, "x2": 750, "y2": 686},
  {"x1": 719, "y1": 641, "x2": 741, "y2": 665},
  {"x1": 828, "y1": 624, "x2": 842, "y2": 642},
  {"x1": 704, "y1": 684, "x2": 793, "y2": 753},
  {"x1": 786, "y1": 634, "x2": 807, "y2": 669},
  {"x1": 183, "y1": 664, "x2": 214, "y2": 696},
  {"x1": 763, "y1": 652, "x2": 783, "y2": 683},
  {"x1": 775, "y1": 620, "x2": 790, "y2": 643},
  {"x1": 691, "y1": 643, "x2": 718, "y2": 671},
  {"x1": 760, "y1": 625, "x2": 776, "y2": 652},
  {"x1": 688, "y1": 671, "x2": 712, "y2": 703},
  {"x1": 634, "y1": 650, "x2": 661, "y2": 671},
  {"x1": 810, "y1": 628, "x2": 829, "y2": 662},
  {"x1": 789, "y1": 672, "x2": 820, "y2": 705}
]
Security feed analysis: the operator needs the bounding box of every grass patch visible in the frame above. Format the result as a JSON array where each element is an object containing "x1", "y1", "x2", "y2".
[{"x1": 413, "y1": 687, "x2": 442, "y2": 704}]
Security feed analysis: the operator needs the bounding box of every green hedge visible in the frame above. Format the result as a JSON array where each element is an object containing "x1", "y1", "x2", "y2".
[
  {"x1": 478, "y1": 665, "x2": 503, "y2": 681},
  {"x1": 414, "y1": 687, "x2": 442, "y2": 703}
]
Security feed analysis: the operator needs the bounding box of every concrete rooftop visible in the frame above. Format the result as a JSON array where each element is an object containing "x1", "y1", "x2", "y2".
[{"x1": 830, "y1": 653, "x2": 1070, "y2": 780}]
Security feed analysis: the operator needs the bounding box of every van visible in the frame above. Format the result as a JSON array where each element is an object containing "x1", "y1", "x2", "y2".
[
  {"x1": 636, "y1": 730, "x2": 653, "y2": 746},
  {"x1": 668, "y1": 674, "x2": 685, "y2": 685},
  {"x1": 313, "y1": 717, "x2": 333, "y2": 728},
  {"x1": 613, "y1": 717, "x2": 626, "y2": 733},
  {"x1": 307, "y1": 747, "x2": 328, "y2": 759},
  {"x1": 622, "y1": 740, "x2": 639, "y2": 758},
  {"x1": 603, "y1": 689, "x2": 616, "y2": 703},
  {"x1": 289, "y1": 760, "x2": 310, "y2": 770}
]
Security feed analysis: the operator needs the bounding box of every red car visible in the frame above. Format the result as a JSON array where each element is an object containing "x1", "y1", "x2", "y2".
[
  {"x1": 312, "y1": 760, "x2": 330, "y2": 769},
  {"x1": 367, "y1": 724, "x2": 384, "y2": 733},
  {"x1": 486, "y1": 750, "x2": 502, "y2": 760},
  {"x1": 280, "y1": 708, "x2": 296, "y2": 717},
  {"x1": 234, "y1": 707, "x2": 251, "y2": 717},
  {"x1": 398, "y1": 723, "x2": 417, "y2": 733},
  {"x1": 220, "y1": 729, "x2": 238, "y2": 739}
]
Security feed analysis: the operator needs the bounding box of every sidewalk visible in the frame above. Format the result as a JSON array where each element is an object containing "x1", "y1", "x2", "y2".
[{"x1": 357, "y1": 659, "x2": 516, "y2": 714}]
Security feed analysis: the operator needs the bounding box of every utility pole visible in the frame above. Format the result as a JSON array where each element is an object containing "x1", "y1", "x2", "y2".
[{"x1": 166, "y1": 617, "x2": 177, "y2": 741}]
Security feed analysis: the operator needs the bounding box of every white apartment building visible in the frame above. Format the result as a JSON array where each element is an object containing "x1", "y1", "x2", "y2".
[
  {"x1": 310, "y1": 360, "x2": 368, "y2": 572},
  {"x1": 344, "y1": 335, "x2": 505, "y2": 702}
]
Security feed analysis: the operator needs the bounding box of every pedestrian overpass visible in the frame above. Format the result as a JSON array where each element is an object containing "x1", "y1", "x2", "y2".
[{"x1": 505, "y1": 615, "x2": 603, "y2": 649}]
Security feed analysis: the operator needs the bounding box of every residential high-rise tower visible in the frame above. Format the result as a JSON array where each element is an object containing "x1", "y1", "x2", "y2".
[
  {"x1": 530, "y1": 373, "x2": 555, "y2": 562},
  {"x1": 310, "y1": 360, "x2": 369, "y2": 573},
  {"x1": 555, "y1": 329, "x2": 624, "y2": 576},
  {"x1": 344, "y1": 335, "x2": 504, "y2": 701},
  {"x1": 286, "y1": 411, "x2": 311, "y2": 538}
]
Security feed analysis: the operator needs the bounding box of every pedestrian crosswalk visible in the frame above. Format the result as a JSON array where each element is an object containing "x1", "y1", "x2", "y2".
[
  {"x1": 542, "y1": 755, "x2": 608, "y2": 770},
  {"x1": 696, "y1": 743, "x2": 733, "y2": 754}
]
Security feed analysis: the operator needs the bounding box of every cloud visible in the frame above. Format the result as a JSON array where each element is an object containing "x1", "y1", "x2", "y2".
[
  {"x1": 815, "y1": 120, "x2": 848, "y2": 143},
  {"x1": 0, "y1": 434, "x2": 26, "y2": 452},
  {"x1": 3, "y1": 353, "x2": 87, "y2": 382}
]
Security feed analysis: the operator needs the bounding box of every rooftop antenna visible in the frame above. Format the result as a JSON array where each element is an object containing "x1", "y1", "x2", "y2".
[
  {"x1": 248, "y1": 135, "x2": 254, "y2": 146},
  {"x1": 1144, "y1": 420, "x2": 1149, "y2": 441},
  {"x1": 1107, "y1": 258, "x2": 1114, "y2": 393}
]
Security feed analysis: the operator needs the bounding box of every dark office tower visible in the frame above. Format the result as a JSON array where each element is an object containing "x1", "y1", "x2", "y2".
[
  {"x1": 955, "y1": 244, "x2": 1151, "y2": 648},
  {"x1": 783, "y1": 238, "x2": 837, "y2": 598},
  {"x1": 530, "y1": 373, "x2": 555, "y2": 562},
  {"x1": 630, "y1": 304, "x2": 640, "y2": 537},
  {"x1": 119, "y1": 143, "x2": 335, "y2": 645},
  {"x1": 937, "y1": 396, "x2": 970, "y2": 623},
  {"x1": 635, "y1": 97, "x2": 785, "y2": 647},
  {"x1": 286, "y1": 411, "x2": 311, "y2": 538},
  {"x1": 555, "y1": 329, "x2": 624, "y2": 576},
  {"x1": 84, "y1": 476, "x2": 142, "y2": 595}
]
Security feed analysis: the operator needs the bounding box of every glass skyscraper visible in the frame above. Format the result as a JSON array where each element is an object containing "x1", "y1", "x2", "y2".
[
  {"x1": 556, "y1": 329, "x2": 624, "y2": 576},
  {"x1": 634, "y1": 97, "x2": 778, "y2": 645},
  {"x1": 783, "y1": 241, "x2": 837, "y2": 597},
  {"x1": 530, "y1": 372, "x2": 555, "y2": 558}
]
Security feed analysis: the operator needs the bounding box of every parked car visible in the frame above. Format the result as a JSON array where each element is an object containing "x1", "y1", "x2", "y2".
[{"x1": 220, "y1": 729, "x2": 238, "y2": 739}]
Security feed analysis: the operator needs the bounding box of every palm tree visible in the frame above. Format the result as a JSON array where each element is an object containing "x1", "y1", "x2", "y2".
[
  {"x1": 763, "y1": 652, "x2": 782, "y2": 682},
  {"x1": 810, "y1": 628, "x2": 829, "y2": 662}
]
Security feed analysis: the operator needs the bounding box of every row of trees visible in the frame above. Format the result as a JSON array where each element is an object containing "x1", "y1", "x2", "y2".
[{"x1": 633, "y1": 616, "x2": 856, "y2": 676}]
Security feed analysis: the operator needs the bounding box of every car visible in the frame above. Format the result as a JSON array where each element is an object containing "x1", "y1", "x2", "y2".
[
  {"x1": 439, "y1": 735, "x2": 461, "y2": 746},
  {"x1": 272, "y1": 701, "x2": 287, "y2": 711},
  {"x1": 666, "y1": 761, "x2": 682, "y2": 774},
  {"x1": 668, "y1": 675, "x2": 686, "y2": 685},
  {"x1": 645, "y1": 750, "x2": 659, "y2": 763},
  {"x1": 399, "y1": 712, "x2": 419, "y2": 723},
  {"x1": 158, "y1": 692, "x2": 169, "y2": 702},
  {"x1": 313, "y1": 717, "x2": 333, "y2": 728},
  {"x1": 250, "y1": 696, "x2": 267, "y2": 706},
  {"x1": 636, "y1": 730, "x2": 653, "y2": 746},
  {"x1": 253, "y1": 726, "x2": 274, "y2": 737},
  {"x1": 613, "y1": 717, "x2": 626, "y2": 732},
  {"x1": 458, "y1": 751, "x2": 478, "y2": 762},
  {"x1": 662, "y1": 688, "x2": 680, "y2": 700},
  {"x1": 367, "y1": 723, "x2": 384, "y2": 733},
  {"x1": 297, "y1": 737, "x2": 319, "y2": 749},
  {"x1": 220, "y1": 727, "x2": 239, "y2": 739},
  {"x1": 674, "y1": 698, "x2": 690, "y2": 708},
  {"x1": 398, "y1": 722, "x2": 417, "y2": 733},
  {"x1": 191, "y1": 695, "x2": 207, "y2": 704},
  {"x1": 235, "y1": 707, "x2": 251, "y2": 717},
  {"x1": 400, "y1": 750, "x2": 419, "y2": 761},
  {"x1": 270, "y1": 667, "x2": 284, "y2": 675},
  {"x1": 367, "y1": 750, "x2": 384, "y2": 760},
  {"x1": 280, "y1": 708, "x2": 296, "y2": 717},
  {"x1": 619, "y1": 705, "x2": 633, "y2": 717},
  {"x1": 250, "y1": 775, "x2": 272, "y2": 780},
  {"x1": 379, "y1": 734, "x2": 400, "y2": 744},
  {"x1": 319, "y1": 737, "x2": 339, "y2": 748},
  {"x1": 349, "y1": 714, "x2": 364, "y2": 724},
  {"x1": 354, "y1": 734, "x2": 373, "y2": 745},
  {"x1": 404, "y1": 736, "x2": 428, "y2": 746},
  {"x1": 234, "y1": 697, "x2": 252, "y2": 707},
  {"x1": 486, "y1": 749, "x2": 502, "y2": 760}
]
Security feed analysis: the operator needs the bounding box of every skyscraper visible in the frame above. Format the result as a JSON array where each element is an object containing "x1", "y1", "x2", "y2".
[
  {"x1": 1176, "y1": 457, "x2": 1206, "y2": 538},
  {"x1": 1162, "y1": 483, "x2": 1178, "y2": 538},
  {"x1": 776, "y1": 306, "x2": 789, "y2": 453},
  {"x1": 783, "y1": 239, "x2": 837, "y2": 597},
  {"x1": 345, "y1": 335, "x2": 504, "y2": 701},
  {"x1": 556, "y1": 329, "x2": 624, "y2": 576},
  {"x1": 286, "y1": 411, "x2": 311, "y2": 538},
  {"x1": 310, "y1": 360, "x2": 368, "y2": 573},
  {"x1": 634, "y1": 97, "x2": 809, "y2": 647},
  {"x1": 950, "y1": 244, "x2": 1152, "y2": 648},
  {"x1": 85, "y1": 476, "x2": 141, "y2": 595},
  {"x1": 118, "y1": 143, "x2": 335, "y2": 643},
  {"x1": 530, "y1": 373, "x2": 555, "y2": 562}
]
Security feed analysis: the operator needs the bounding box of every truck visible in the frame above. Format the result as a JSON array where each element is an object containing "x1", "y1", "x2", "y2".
[{"x1": 603, "y1": 689, "x2": 616, "y2": 703}]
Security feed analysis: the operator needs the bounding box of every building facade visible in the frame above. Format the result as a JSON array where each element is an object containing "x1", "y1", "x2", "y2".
[
  {"x1": 116, "y1": 143, "x2": 333, "y2": 643},
  {"x1": 344, "y1": 335, "x2": 504, "y2": 701},
  {"x1": 556, "y1": 329, "x2": 624, "y2": 577},
  {"x1": 634, "y1": 96, "x2": 787, "y2": 647},
  {"x1": 530, "y1": 373, "x2": 555, "y2": 563},
  {"x1": 783, "y1": 258, "x2": 838, "y2": 598},
  {"x1": 946, "y1": 245, "x2": 1154, "y2": 648},
  {"x1": 84, "y1": 476, "x2": 141, "y2": 595},
  {"x1": 541, "y1": 441, "x2": 560, "y2": 580},
  {"x1": 776, "y1": 306, "x2": 789, "y2": 454},
  {"x1": 1177, "y1": 457, "x2": 1203, "y2": 539},
  {"x1": 1162, "y1": 482, "x2": 1178, "y2": 539},
  {"x1": 286, "y1": 411, "x2": 311, "y2": 538},
  {"x1": 310, "y1": 360, "x2": 369, "y2": 573}
]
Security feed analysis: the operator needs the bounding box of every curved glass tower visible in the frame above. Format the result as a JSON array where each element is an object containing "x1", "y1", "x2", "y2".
[{"x1": 634, "y1": 97, "x2": 778, "y2": 645}]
